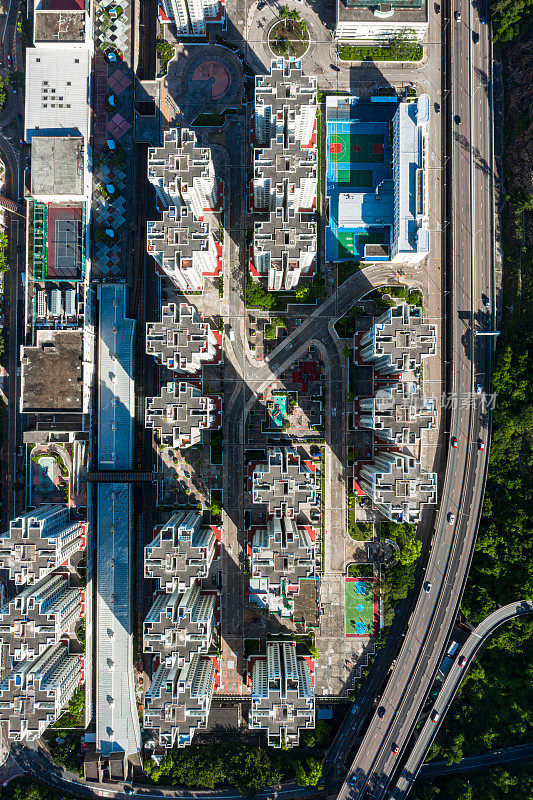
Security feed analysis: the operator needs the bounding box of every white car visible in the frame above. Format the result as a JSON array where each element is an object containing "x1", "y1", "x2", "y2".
[{"x1": 447, "y1": 512, "x2": 455, "y2": 524}]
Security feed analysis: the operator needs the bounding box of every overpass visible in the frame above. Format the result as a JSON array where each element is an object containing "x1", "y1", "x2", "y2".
[
  {"x1": 391, "y1": 600, "x2": 533, "y2": 796},
  {"x1": 419, "y1": 742, "x2": 533, "y2": 779}
]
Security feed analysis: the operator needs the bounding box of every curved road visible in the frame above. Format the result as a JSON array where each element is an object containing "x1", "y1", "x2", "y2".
[
  {"x1": 392, "y1": 600, "x2": 533, "y2": 796},
  {"x1": 419, "y1": 742, "x2": 533, "y2": 779}
]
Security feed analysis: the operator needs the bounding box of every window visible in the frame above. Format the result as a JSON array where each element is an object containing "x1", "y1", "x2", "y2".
[
  {"x1": 74, "y1": 58, "x2": 79, "y2": 63},
  {"x1": 67, "y1": 81, "x2": 71, "y2": 86}
]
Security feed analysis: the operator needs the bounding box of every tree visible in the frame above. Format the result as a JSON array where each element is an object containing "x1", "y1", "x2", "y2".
[
  {"x1": 246, "y1": 276, "x2": 277, "y2": 310},
  {"x1": 342, "y1": 346, "x2": 352, "y2": 358},
  {"x1": 279, "y1": 5, "x2": 290, "y2": 23}
]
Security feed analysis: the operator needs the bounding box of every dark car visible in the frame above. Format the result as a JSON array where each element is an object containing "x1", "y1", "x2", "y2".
[
  {"x1": 473, "y1": 30, "x2": 479, "y2": 43},
  {"x1": 17, "y1": 114, "x2": 22, "y2": 124},
  {"x1": 377, "y1": 706, "x2": 386, "y2": 718},
  {"x1": 454, "y1": 114, "x2": 461, "y2": 124},
  {"x1": 330, "y1": 63, "x2": 340, "y2": 72},
  {"x1": 434, "y1": 102, "x2": 440, "y2": 113},
  {"x1": 435, "y1": 2, "x2": 440, "y2": 11},
  {"x1": 392, "y1": 744, "x2": 399, "y2": 754}
]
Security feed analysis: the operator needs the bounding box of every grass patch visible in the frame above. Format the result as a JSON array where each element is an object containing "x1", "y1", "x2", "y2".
[
  {"x1": 339, "y1": 33, "x2": 422, "y2": 62},
  {"x1": 348, "y1": 522, "x2": 373, "y2": 541}
]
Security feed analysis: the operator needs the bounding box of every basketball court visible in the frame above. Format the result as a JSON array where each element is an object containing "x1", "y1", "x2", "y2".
[
  {"x1": 346, "y1": 578, "x2": 379, "y2": 637},
  {"x1": 329, "y1": 129, "x2": 385, "y2": 165}
]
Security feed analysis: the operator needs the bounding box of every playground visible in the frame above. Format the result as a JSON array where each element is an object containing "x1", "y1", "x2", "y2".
[{"x1": 346, "y1": 577, "x2": 379, "y2": 637}]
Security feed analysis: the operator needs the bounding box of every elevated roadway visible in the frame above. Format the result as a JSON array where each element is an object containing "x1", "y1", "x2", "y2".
[
  {"x1": 391, "y1": 600, "x2": 533, "y2": 796},
  {"x1": 332, "y1": 0, "x2": 496, "y2": 796},
  {"x1": 419, "y1": 742, "x2": 533, "y2": 779}
]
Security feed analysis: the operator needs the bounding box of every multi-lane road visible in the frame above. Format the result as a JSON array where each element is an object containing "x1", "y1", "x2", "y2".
[{"x1": 332, "y1": 0, "x2": 496, "y2": 797}]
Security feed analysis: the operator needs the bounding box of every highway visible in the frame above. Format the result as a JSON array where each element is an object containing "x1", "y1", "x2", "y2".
[
  {"x1": 332, "y1": 0, "x2": 496, "y2": 796},
  {"x1": 392, "y1": 600, "x2": 533, "y2": 796}
]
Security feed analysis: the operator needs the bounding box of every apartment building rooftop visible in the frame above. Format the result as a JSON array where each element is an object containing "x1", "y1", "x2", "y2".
[
  {"x1": 359, "y1": 383, "x2": 437, "y2": 446},
  {"x1": 145, "y1": 512, "x2": 216, "y2": 593},
  {"x1": 145, "y1": 381, "x2": 219, "y2": 450},
  {"x1": 0, "y1": 573, "x2": 83, "y2": 675},
  {"x1": 359, "y1": 451, "x2": 437, "y2": 523},
  {"x1": 360, "y1": 304, "x2": 437, "y2": 375},
  {"x1": 0, "y1": 641, "x2": 82, "y2": 741},
  {"x1": 146, "y1": 302, "x2": 216, "y2": 374},
  {"x1": 144, "y1": 654, "x2": 215, "y2": 748},
  {"x1": 0, "y1": 505, "x2": 86, "y2": 586},
  {"x1": 252, "y1": 448, "x2": 320, "y2": 521},
  {"x1": 34, "y1": 9, "x2": 87, "y2": 43},
  {"x1": 249, "y1": 640, "x2": 315, "y2": 748},
  {"x1": 249, "y1": 517, "x2": 316, "y2": 619},
  {"x1": 144, "y1": 582, "x2": 216, "y2": 667}
]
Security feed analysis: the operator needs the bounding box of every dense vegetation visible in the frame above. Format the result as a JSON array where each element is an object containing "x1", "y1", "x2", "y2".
[
  {"x1": 0, "y1": 779, "x2": 67, "y2": 800},
  {"x1": 144, "y1": 738, "x2": 326, "y2": 797},
  {"x1": 411, "y1": 763, "x2": 533, "y2": 800},
  {"x1": 490, "y1": 0, "x2": 533, "y2": 42},
  {"x1": 427, "y1": 0, "x2": 533, "y2": 771},
  {"x1": 379, "y1": 522, "x2": 422, "y2": 627}
]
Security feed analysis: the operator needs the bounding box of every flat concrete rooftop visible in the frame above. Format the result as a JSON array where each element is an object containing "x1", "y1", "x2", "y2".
[
  {"x1": 31, "y1": 137, "x2": 85, "y2": 197},
  {"x1": 21, "y1": 329, "x2": 83, "y2": 412},
  {"x1": 34, "y1": 10, "x2": 86, "y2": 43}
]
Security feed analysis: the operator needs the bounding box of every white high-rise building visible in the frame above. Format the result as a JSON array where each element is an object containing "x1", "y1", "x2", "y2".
[
  {"x1": 160, "y1": 0, "x2": 223, "y2": 35},
  {"x1": 0, "y1": 505, "x2": 86, "y2": 586}
]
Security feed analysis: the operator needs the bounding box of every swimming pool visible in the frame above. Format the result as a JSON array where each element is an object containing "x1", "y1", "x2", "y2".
[{"x1": 269, "y1": 395, "x2": 287, "y2": 428}]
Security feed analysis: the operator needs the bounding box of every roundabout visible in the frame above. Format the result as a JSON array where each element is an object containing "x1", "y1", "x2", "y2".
[{"x1": 268, "y1": 18, "x2": 311, "y2": 61}]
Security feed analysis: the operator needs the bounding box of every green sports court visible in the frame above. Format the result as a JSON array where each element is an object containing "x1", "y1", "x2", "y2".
[
  {"x1": 336, "y1": 168, "x2": 373, "y2": 187},
  {"x1": 329, "y1": 132, "x2": 385, "y2": 164},
  {"x1": 338, "y1": 228, "x2": 389, "y2": 259},
  {"x1": 346, "y1": 578, "x2": 379, "y2": 637}
]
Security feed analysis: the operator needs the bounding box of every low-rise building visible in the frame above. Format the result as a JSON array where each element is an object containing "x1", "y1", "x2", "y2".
[
  {"x1": 252, "y1": 448, "x2": 320, "y2": 521},
  {"x1": 0, "y1": 505, "x2": 86, "y2": 587},
  {"x1": 146, "y1": 302, "x2": 217, "y2": 374},
  {"x1": 335, "y1": 0, "x2": 428, "y2": 43},
  {"x1": 359, "y1": 383, "x2": 437, "y2": 446},
  {"x1": 0, "y1": 641, "x2": 83, "y2": 742},
  {"x1": 391, "y1": 98, "x2": 430, "y2": 262},
  {"x1": 249, "y1": 640, "x2": 314, "y2": 748},
  {"x1": 360, "y1": 304, "x2": 437, "y2": 376},
  {"x1": 359, "y1": 452, "x2": 437, "y2": 523},
  {"x1": 145, "y1": 512, "x2": 217, "y2": 593},
  {"x1": 145, "y1": 381, "x2": 220, "y2": 450},
  {"x1": 144, "y1": 581, "x2": 216, "y2": 668},
  {"x1": 144, "y1": 653, "x2": 215, "y2": 748},
  {"x1": 249, "y1": 518, "x2": 315, "y2": 618}
]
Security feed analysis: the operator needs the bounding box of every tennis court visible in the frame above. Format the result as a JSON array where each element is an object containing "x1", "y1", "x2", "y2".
[
  {"x1": 346, "y1": 577, "x2": 379, "y2": 637},
  {"x1": 329, "y1": 132, "x2": 385, "y2": 165}
]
